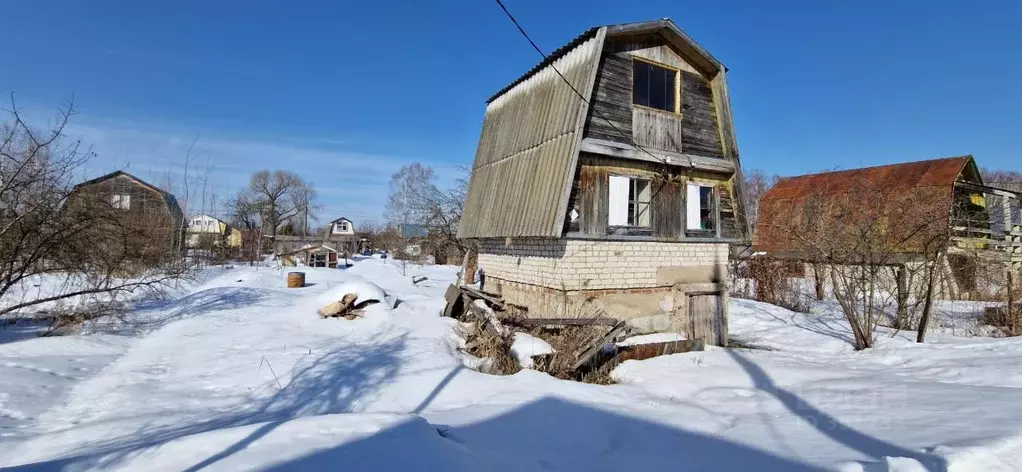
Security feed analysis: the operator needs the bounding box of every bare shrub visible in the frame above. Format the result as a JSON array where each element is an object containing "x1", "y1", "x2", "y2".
[
  {"x1": 0, "y1": 96, "x2": 189, "y2": 323},
  {"x1": 745, "y1": 255, "x2": 810, "y2": 313},
  {"x1": 763, "y1": 175, "x2": 952, "y2": 349}
]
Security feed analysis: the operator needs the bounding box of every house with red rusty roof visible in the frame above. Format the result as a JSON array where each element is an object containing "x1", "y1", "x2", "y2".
[{"x1": 753, "y1": 156, "x2": 1020, "y2": 297}]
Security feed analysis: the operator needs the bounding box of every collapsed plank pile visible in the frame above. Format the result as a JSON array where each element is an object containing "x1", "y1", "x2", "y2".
[{"x1": 442, "y1": 284, "x2": 704, "y2": 382}]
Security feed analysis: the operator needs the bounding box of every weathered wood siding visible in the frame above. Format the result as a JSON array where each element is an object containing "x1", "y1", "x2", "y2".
[
  {"x1": 681, "y1": 71, "x2": 724, "y2": 159},
  {"x1": 583, "y1": 34, "x2": 725, "y2": 159},
  {"x1": 70, "y1": 174, "x2": 183, "y2": 254},
  {"x1": 572, "y1": 153, "x2": 737, "y2": 240}
]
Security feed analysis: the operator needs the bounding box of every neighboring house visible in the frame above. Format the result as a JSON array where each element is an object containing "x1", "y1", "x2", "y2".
[
  {"x1": 458, "y1": 19, "x2": 749, "y2": 346},
  {"x1": 185, "y1": 214, "x2": 242, "y2": 248},
  {"x1": 755, "y1": 156, "x2": 1021, "y2": 293},
  {"x1": 279, "y1": 244, "x2": 340, "y2": 268},
  {"x1": 328, "y1": 217, "x2": 355, "y2": 236},
  {"x1": 272, "y1": 217, "x2": 359, "y2": 255},
  {"x1": 69, "y1": 170, "x2": 184, "y2": 258}
]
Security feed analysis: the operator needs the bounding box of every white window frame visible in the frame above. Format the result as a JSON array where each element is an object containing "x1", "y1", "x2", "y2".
[
  {"x1": 608, "y1": 175, "x2": 652, "y2": 228},
  {"x1": 111, "y1": 194, "x2": 131, "y2": 210},
  {"x1": 686, "y1": 183, "x2": 717, "y2": 234}
]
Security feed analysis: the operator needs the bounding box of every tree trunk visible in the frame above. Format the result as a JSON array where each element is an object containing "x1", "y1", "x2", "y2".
[
  {"x1": 812, "y1": 264, "x2": 825, "y2": 300},
  {"x1": 895, "y1": 264, "x2": 909, "y2": 329},
  {"x1": 917, "y1": 259, "x2": 940, "y2": 343},
  {"x1": 1009, "y1": 268, "x2": 1016, "y2": 335}
]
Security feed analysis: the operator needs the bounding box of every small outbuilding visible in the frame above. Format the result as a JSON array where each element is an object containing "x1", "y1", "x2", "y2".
[{"x1": 279, "y1": 244, "x2": 341, "y2": 268}]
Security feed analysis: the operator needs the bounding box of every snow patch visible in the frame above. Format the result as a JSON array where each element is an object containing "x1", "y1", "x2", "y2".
[
  {"x1": 617, "y1": 332, "x2": 686, "y2": 347},
  {"x1": 315, "y1": 280, "x2": 391, "y2": 309},
  {"x1": 510, "y1": 332, "x2": 555, "y2": 369}
]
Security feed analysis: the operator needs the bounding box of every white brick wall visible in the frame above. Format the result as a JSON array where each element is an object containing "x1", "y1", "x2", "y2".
[{"x1": 477, "y1": 238, "x2": 728, "y2": 290}]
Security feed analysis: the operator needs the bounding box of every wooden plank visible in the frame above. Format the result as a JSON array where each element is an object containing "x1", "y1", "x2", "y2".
[
  {"x1": 570, "y1": 321, "x2": 627, "y2": 372},
  {"x1": 579, "y1": 165, "x2": 608, "y2": 235},
  {"x1": 689, "y1": 294, "x2": 716, "y2": 345},
  {"x1": 505, "y1": 317, "x2": 622, "y2": 327},
  {"x1": 633, "y1": 107, "x2": 686, "y2": 154},
  {"x1": 615, "y1": 338, "x2": 705, "y2": 363},
  {"x1": 580, "y1": 138, "x2": 734, "y2": 173},
  {"x1": 460, "y1": 285, "x2": 505, "y2": 310},
  {"x1": 652, "y1": 178, "x2": 681, "y2": 238}
]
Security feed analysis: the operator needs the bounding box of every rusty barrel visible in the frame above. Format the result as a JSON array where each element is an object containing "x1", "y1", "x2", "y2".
[{"x1": 287, "y1": 271, "x2": 306, "y2": 288}]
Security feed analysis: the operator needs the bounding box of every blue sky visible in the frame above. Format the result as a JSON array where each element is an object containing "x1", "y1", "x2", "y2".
[{"x1": 3, "y1": 1, "x2": 1020, "y2": 224}]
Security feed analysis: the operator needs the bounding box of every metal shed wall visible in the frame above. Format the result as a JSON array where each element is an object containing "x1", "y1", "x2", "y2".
[{"x1": 458, "y1": 29, "x2": 606, "y2": 239}]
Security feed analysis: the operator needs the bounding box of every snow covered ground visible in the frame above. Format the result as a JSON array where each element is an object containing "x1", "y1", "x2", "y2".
[{"x1": 1, "y1": 258, "x2": 1021, "y2": 471}]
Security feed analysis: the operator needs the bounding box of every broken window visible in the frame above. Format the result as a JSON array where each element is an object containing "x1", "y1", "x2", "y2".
[
  {"x1": 110, "y1": 194, "x2": 131, "y2": 210},
  {"x1": 686, "y1": 184, "x2": 716, "y2": 234},
  {"x1": 633, "y1": 60, "x2": 677, "y2": 112},
  {"x1": 609, "y1": 175, "x2": 651, "y2": 227}
]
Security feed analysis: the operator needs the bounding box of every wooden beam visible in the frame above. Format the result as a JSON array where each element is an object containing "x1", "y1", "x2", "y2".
[
  {"x1": 459, "y1": 285, "x2": 505, "y2": 310},
  {"x1": 570, "y1": 320, "x2": 627, "y2": 372},
  {"x1": 505, "y1": 317, "x2": 622, "y2": 327},
  {"x1": 580, "y1": 138, "x2": 735, "y2": 174},
  {"x1": 955, "y1": 181, "x2": 1019, "y2": 199}
]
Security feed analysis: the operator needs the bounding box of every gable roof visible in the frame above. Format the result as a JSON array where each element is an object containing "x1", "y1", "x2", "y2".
[
  {"x1": 486, "y1": 19, "x2": 724, "y2": 104},
  {"x1": 330, "y1": 217, "x2": 352, "y2": 224},
  {"x1": 189, "y1": 213, "x2": 233, "y2": 227},
  {"x1": 74, "y1": 170, "x2": 181, "y2": 213},
  {"x1": 754, "y1": 156, "x2": 978, "y2": 255}
]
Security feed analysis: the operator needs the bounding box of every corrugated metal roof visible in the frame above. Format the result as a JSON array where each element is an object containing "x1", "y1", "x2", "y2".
[
  {"x1": 754, "y1": 156, "x2": 976, "y2": 255},
  {"x1": 460, "y1": 29, "x2": 606, "y2": 239}
]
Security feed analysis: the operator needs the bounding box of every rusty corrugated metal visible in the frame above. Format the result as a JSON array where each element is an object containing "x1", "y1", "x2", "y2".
[
  {"x1": 459, "y1": 29, "x2": 606, "y2": 239},
  {"x1": 753, "y1": 156, "x2": 976, "y2": 255}
]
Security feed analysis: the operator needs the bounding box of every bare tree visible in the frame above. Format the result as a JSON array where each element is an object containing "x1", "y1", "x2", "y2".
[
  {"x1": 741, "y1": 169, "x2": 780, "y2": 233},
  {"x1": 226, "y1": 191, "x2": 261, "y2": 231},
  {"x1": 771, "y1": 176, "x2": 950, "y2": 349},
  {"x1": 386, "y1": 163, "x2": 467, "y2": 263},
  {"x1": 0, "y1": 96, "x2": 188, "y2": 324},
  {"x1": 235, "y1": 170, "x2": 315, "y2": 243}
]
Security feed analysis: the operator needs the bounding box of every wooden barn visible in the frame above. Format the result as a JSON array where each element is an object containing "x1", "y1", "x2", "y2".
[
  {"x1": 754, "y1": 156, "x2": 1021, "y2": 296},
  {"x1": 458, "y1": 19, "x2": 749, "y2": 345},
  {"x1": 69, "y1": 170, "x2": 184, "y2": 260}
]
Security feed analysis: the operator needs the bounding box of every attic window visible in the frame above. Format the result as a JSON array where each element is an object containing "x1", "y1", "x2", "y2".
[
  {"x1": 633, "y1": 60, "x2": 677, "y2": 112},
  {"x1": 334, "y1": 221, "x2": 349, "y2": 233},
  {"x1": 609, "y1": 175, "x2": 651, "y2": 227},
  {"x1": 111, "y1": 194, "x2": 131, "y2": 210}
]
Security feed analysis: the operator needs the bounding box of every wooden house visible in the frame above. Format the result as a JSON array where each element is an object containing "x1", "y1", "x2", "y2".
[
  {"x1": 272, "y1": 217, "x2": 359, "y2": 255},
  {"x1": 328, "y1": 217, "x2": 355, "y2": 236},
  {"x1": 458, "y1": 20, "x2": 749, "y2": 345},
  {"x1": 186, "y1": 214, "x2": 242, "y2": 249},
  {"x1": 69, "y1": 170, "x2": 184, "y2": 259},
  {"x1": 754, "y1": 156, "x2": 1021, "y2": 295}
]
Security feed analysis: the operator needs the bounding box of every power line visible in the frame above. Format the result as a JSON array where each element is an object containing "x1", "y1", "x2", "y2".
[{"x1": 492, "y1": 0, "x2": 669, "y2": 166}]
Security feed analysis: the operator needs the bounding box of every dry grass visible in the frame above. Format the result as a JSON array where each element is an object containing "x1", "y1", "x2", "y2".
[{"x1": 463, "y1": 320, "x2": 520, "y2": 376}]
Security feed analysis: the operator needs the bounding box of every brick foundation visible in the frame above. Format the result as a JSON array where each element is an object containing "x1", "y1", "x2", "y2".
[{"x1": 475, "y1": 238, "x2": 730, "y2": 339}]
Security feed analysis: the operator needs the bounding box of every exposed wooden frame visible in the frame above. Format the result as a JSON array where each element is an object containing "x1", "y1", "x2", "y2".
[{"x1": 580, "y1": 138, "x2": 735, "y2": 174}]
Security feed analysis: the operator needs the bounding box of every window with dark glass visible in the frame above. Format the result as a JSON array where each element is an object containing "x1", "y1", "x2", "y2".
[
  {"x1": 632, "y1": 60, "x2": 676, "y2": 112},
  {"x1": 686, "y1": 184, "x2": 716, "y2": 234}
]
